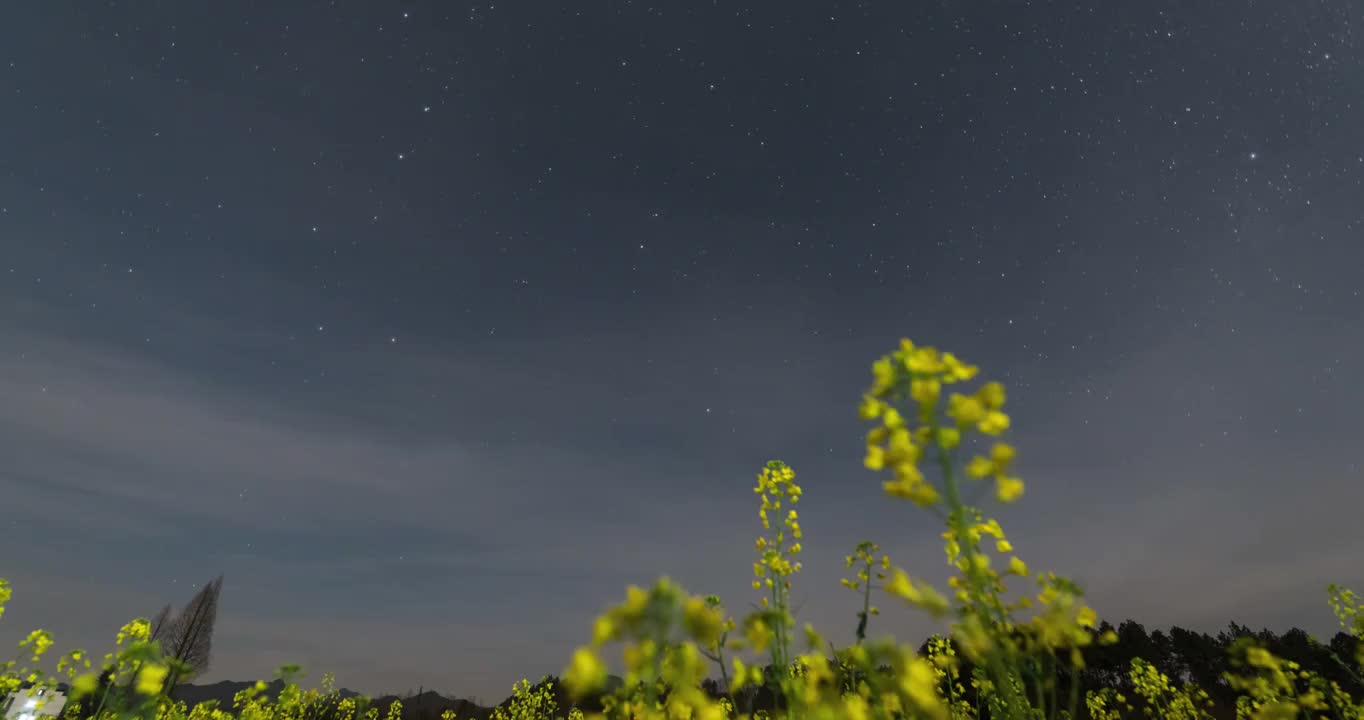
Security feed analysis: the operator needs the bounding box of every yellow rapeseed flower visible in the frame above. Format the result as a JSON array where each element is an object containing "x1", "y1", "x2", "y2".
[
  {"x1": 996, "y1": 476, "x2": 1025, "y2": 503},
  {"x1": 842, "y1": 694, "x2": 871, "y2": 720},
  {"x1": 888, "y1": 428, "x2": 918, "y2": 460},
  {"x1": 882, "y1": 407, "x2": 906, "y2": 429},
  {"x1": 864, "y1": 445, "x2": 886, "y2": 471},
  {"x1": 899, "y1": 657, "x2": 948, "y2": 720},
  {"x1": 858, "y1": 395, "x2": 883, "y2": 420},
  {"x1": 910, "y1": 378, "x2": 940, "y2": 406},
  {"x1": 135, "y1": 663, "x2": 169, "y2": 695},
  {"x1": 871, "y1": 358, "x2": 895, "y2": 396},
  {"x1": 907, "y1": 347, "x2": 944, "y2": 374},
  {"x1": 745, "y1": 618, "x2": 773, "y2": 652},
  {"x1": 978, "y1": 410, "x2": 1010, "y2": 435},
  {"x1": 942, "y1": 352, "x2": 979, "y2": 382},
  {"x1": 20, "y1": 630, "x2": 53, "y2": 661},
  {"x1": 622, "y1": 585, "x2": 649, "y2": 619},
  {"x1": 682, "y1": 596, "x2": 723, "y2": 644},
  {"x1": 563, "y1": 647, "x2": 607, "y2": 698},
  {"x1": 116, "y1": 619, "x2": 151, "y2": 645},
  {"x1": 70, "y1": 672, "x2": 99, "y2": 699},
  {"x1": 592, "y1": 615, "x2": 616, "y2": 646},
  {"x1": 947, "y1": 394, "x2": 986, "y2": 426},
  {"x1": 978, "y1": 381, "x2": 1006, "y2": 408},
  {"x1": 885, "y1": 569, "x2": 949, "y2": 617},
  {"x1": 883, "y1": 476, "x2": 940, "y2": 506},
  {"x1": 966, "y1": 455, "x2": 994, "y2": 479}
]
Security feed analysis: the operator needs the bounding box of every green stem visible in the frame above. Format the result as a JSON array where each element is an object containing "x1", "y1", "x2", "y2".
[
  {"x1": 1031, "y1": 658, "x2": 1046, "y2": 718},
  {"x1": 945, "y1": 662, "x2": 959, "y2": 719},
  {"x1": 858, "y1": 563, "x2": 873, "y2": 646},
  {"x1": 1046, "y1": 652, "x2": 1058, "y2": 720},
  {"x1": 92, "y1": 670, "x2": 115, "y2": 720},
  {"x1": 715, "y1": 636, "x2": 730, "y2": 692},
  {"x1": 932, "y1": 411, "x2": 1029, "y2": 720},
  {"x1": 1067, "y1": 657, "x2": 1080, "y2": 720}
]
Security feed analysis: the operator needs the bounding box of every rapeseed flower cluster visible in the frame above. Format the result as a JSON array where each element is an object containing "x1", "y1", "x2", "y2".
[
  {"x1": 1217, "y1": 636, "x2": 1364, "y2": 720},
  {"x1": 922, "y1": 636, "x2": 973, "y2": 720},
  {"x1": 561, "y1": 577, "x2": 731, "y2": 720},
  {"x1": 859, "y1": 338, "x2": 1122, "y2": 720},
  {"x1": 860, "y1": 339, "x2": 1019, "y2": 507},
  {"x1": 752, "y1": 460, "x2": 803, "y2": 597},
  {"x1": 1088, "y1": 657, "x2": 1218, "y2": 720},
  {"x1": 746, "y1": 461, "x2": 805, "y2": 698},
  {"x1": 490, "y1": 679, "x2": 583, "y2": 720}
]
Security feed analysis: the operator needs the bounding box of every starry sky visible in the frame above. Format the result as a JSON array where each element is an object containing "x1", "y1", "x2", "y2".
[{"x1": 2, "y1": 0, "x2": 1362, "y2": 704}]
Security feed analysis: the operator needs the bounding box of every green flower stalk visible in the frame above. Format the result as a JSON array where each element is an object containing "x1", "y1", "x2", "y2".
[
  {"x1": 697, "y1": 596, "x2": 738, "y2": 692},
  {"x1": 839, "y1": 542, "x2": 890, "y2": 647}
]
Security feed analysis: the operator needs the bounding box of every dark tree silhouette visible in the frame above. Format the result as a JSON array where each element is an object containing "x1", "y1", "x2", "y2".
[
  {"x1": 1330, "y1": 631, "x2": 1363, "y2": 678},
  {"x1": 1169, "y1": 626, "x2": 1227, "y2": 698},
  {"x1": 147, "y1": 604, "x2": 173, "y2": 647},
  {"x1": 158, "y1": 575, "x2": 225, "y2": 692}
]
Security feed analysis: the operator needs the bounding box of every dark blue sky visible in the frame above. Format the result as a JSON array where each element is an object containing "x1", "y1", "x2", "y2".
[{"x1": 2, "y1": 0, "x2": 1361, "y2": 703}]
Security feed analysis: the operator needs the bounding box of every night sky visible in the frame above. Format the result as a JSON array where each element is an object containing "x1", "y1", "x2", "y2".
[{"x1": 3, "y1": 0, "x2": 1362, "y2": 704}]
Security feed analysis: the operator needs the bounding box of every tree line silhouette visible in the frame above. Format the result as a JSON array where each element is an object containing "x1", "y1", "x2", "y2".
[
  {"x1": 480, "y1": 619, "x2": 1364, "y2": 720},
  {"x1": 44, "y1": 576, "x2": 1362, "y2": 720}
]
